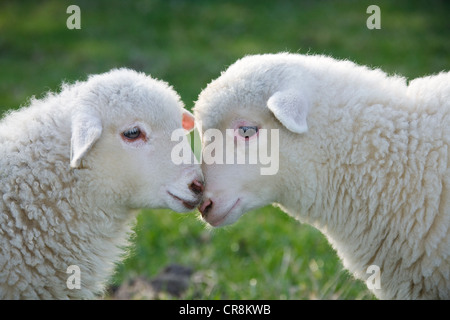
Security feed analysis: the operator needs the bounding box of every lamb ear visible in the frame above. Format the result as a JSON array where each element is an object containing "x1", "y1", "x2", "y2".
[
  {"x1": 267, "y1": 89, "x2": 310, "y2": 134},
  {"x1": 70, "y1": 112, "x2": 102, "y2": 168},
  {"x1": 182, "y1": 109, "x2": 195, "y2": 133}
]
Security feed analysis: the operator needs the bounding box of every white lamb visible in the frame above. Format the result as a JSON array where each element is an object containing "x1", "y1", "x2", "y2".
[
  {"x1": 194, "y1": 53, "x2": 450, "y2": 299},
  {"x1": 0, "y1": 68, "x2": 204, "y2": 299}
]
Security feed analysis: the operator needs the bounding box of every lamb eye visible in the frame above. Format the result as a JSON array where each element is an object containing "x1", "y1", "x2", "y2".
[
  {"x1": 238, "y1": 126, "x2": 258, "y2": 139},
  {"x1": 123, "y1": 127, "x2": 141, "y2": 140}
]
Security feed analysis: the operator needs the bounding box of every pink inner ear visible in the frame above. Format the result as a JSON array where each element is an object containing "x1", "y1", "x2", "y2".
[{"x1": 182, "y1": 112, "x2": 195, "y2": 131}]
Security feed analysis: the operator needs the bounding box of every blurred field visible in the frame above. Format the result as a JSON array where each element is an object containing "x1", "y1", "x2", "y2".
[{"x1": 1, "y1": 0, "x2": 448, "y2": 299}]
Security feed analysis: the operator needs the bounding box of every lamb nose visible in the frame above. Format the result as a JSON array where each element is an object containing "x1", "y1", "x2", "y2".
[
  {"x1": 199, "y1": 199, "x2": 213, "y2": 218},
  {"x1": 189, "y1": 179, "x2": 204, "y2": 195}
]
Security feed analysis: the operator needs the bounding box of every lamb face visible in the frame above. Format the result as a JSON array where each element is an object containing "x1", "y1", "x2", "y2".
[
  {"x1": 0, "y1": 68, "x2": 205, "y2": 299},
  {"x1": 194, "y1": 55, "x2": 314, "y2": 226},
  {"x1": 70, "y1": 69, "x2": 204, "y2": 213},
  {"x1": 195, "y1": 105, "x2": 287, "y2": 226},
  {"x1": 195, "y1": 53, "x2": 450, "y2": 299}
]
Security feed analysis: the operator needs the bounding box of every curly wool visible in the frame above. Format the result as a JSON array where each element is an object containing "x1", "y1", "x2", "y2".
[
  {"x1": 194, "y1": 53, "x2": 450, "y2": 299},
  {"x1": 0, "y1": 91, "x2": 127, "y2": 299},
  {"x1": 0, "y1": 68, "x2": 200, "y2": 299}
]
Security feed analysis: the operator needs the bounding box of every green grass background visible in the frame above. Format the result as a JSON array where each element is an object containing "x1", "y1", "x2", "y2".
[{"x1": 1, "y1": 0, "x2": 448, "y2": 299}]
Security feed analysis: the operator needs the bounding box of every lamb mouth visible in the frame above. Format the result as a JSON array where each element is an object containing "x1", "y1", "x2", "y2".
[
  {"x1": 168, "y1": 191, "x2": 199, "y2": 210},
  {"x1": 208, "y1": 198, "x2": 240, "y2": 227}
]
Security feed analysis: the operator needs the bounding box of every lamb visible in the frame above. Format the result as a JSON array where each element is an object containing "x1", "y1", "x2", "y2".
[
  {"x1": 0, "y1": 68, "x2": 204, "y2": 299},
  {"x1": 194, "y1": 53, "x2": 450, "y2": 299}
]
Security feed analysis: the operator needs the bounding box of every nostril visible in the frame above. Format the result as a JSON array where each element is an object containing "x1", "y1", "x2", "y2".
[
  {"x1": 199, "y1": 199, "x2": 213, "y2": 217},
  {"x1": 189, "y1": 179, "x2": 204, "y2": 195}
]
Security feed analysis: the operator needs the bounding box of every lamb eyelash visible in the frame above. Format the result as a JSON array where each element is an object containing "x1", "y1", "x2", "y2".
[
  {"x1": 125, "y1": 127, "x2": 139, "y2": 135},
  {"x1": 122, "y1": 127, "x2": 142, "y2": 140}
]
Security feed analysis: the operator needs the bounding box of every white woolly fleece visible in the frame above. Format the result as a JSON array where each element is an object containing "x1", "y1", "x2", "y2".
[
  {"x1": 194, "y1": 53, "x2": 450, "y2": 299},
  {"x1": 0, "y1": 68, "x2": 202, "y2": 299}
]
